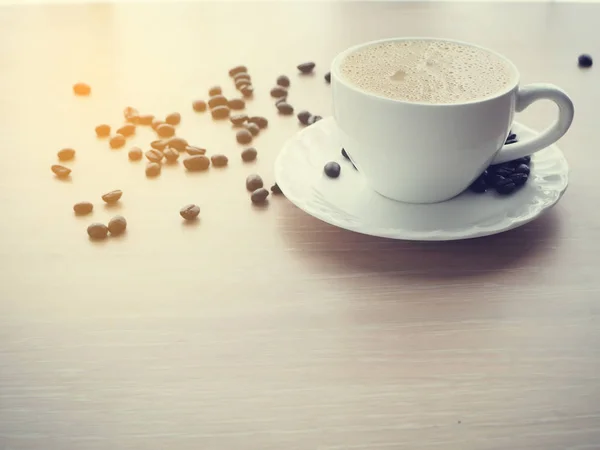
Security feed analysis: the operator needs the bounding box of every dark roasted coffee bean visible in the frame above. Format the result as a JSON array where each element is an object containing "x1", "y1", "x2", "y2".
[
  {"x1": 248, "y1": 116, "x2": 268, "y2": 129},
  {"x1": 276, "y1": 75, "x2": 290, "y2": 87},
  {"x1": 578, "y1": 54, "x2": 593, "y2": 68},
  {"x1": 507, "y1": 133, "x2": 517, "y2": 141},
  {"x1": 233, "y1": 72, "x2": 251, "y2": 83},
  {"x1": 146, "y1": 162, "x2": 161, "y2": 177},
  {"x1": 108, "y1": 215, "x2": 127, "y2": 236},
  {"x1": 297, "y1": 110, "x2": 311, "y2": 125},
  {"x1": 156, "y1": 124, "x2": 175, "y2": 138},
  {"x1": 164, "y1": 148, "x2": 180, "y2": 163},
  {"x1": 270, "y1": 183, "x2": 282, "y2": 195},
  {"x1": 230, "y1": 114, "x2": 248, "y2": 126},
  {"x1": 183, "y1": 155, "x2": 210, "y2": 171},
  {"x1": 297, "y1": 62, "x2": 316, "y2": 74},
  {"x1": 87, "y1": 223, "x2": 108, "y2": 240},
  {"x1": 180, "y1": 204, "x2": 200, "y2": 220},
  {"x1": 228, "y1": 98, "x2": 245, "y2": 110},
  {"x1": 229, "y1": 65, "x2": 247, "y2": 77},
  {"x1": 95, "y1": 124, "x2": 111, "y2": 137},
  {"x1": 208, "y1": 95, "x2": 228, "y2": 109},
  {"x1": 208, "y1": 86, "x2": 222, "y2": 97},
  {"x1": 324, "y1": 161, "x2": 341, "y2": 178},
  {"x1": 73, "y1": 201, "x2": 93, "y2": 215},
  {"x1": 469, "y1": 173, "x2": 488, "y2": 193},
  {"x1": 241, "y1": 147, "x2": 257, "y2": 162},
  {"x1": 251, "y1": 188, "x2": 269, "y2": 204},
  {"x1": 117, "y1": 124, "x2": 136, "y2": 137},
  {"x1": 488, "y1": 174, "x2": 506, "y2": 187},
  {"x1": 510, "y1": 172, "x2": 528, "y2": 186},
  {"x1": 185, "y1": 146, "x2": 206, "y2": 156},
  {"x1": 514, "y1": 163, "x2": 530, "y2": 175},
  {"x1": 246, "y1": 123, "x2": 260, "y2": 136},
  {"x1": 236, "y1": 129, "x2": 253, "y2": 144},
  {"x1": 73, "y1": 82, "x2": 91, "y2": 96},
  {"x1": 150, "y1": 140, "x2": 168, "y2": 151},
  {"x1": 277, "y1": 102, "x2": 294, "y2": 115},
  {"x1": 109, "y1": 134, "x2": 126, "y2": 149},
  {"x1": 211, "y1": 106, "x2": 230, "y2": 120},
  {"x1": 495, "y1": 167, "x2": 514, "y2": 177},
  {"x1": 307, "y1": 115, "x2": 322, "y2": 125},
  {"x1": 165, "y1": 112, "x2": 181, "y2": 126},
  {"x1": 138, "y1": 114, "x2": 155, "y2": 125},
  {"x1": 211, "y1": 154, "x2": 228, "y2": 167},
  {"x1": 145, "y1": 149, "x2": 164, "y2": 163},
  {"x1": 192, "y1": 100, "x2": 207, "y2": 112},
  {"x1": 505, "y1": 138, "x2": 518, "y2": 145},
  {"x1": 165, "y1": 137, "x2": 188, "y2": 151},
  {"x1": 57, "y1": 148, "x2": 75, "y2": 161},
  {"x1": 341, "y1": 148, "x2": 350, "y2": 160},
  {"x1": 241, "y1": 85, "x2": 254, "y2": 98},
  {"x1": 495, "y1": 178, "x2": 516, "y2": 195},
  {"x1": 270, "y1": 86, "x2": 288, "y2": 98},
  {"x1": 102, "y1": 190, "x2": 123, "y2": 204},
  {"x1": 123, "y1": 107, "x2": 139, "y2": 123},
  {"x1": 513, "y1": 156, "x2": 531, "y2": 165},
  {"x1": 235, "y1": 79, "x2": 251, "y2": 90},
  {"x1": 274, "y1": 96, "x2": 287, "y2": 105},
  {"x1": 151, "y1": 119, "x2": 164, "y2": 130},
  {"x1": 128, "y1": 146, "x2": 143, "y2": 161},
  {"x1": 324, "y1": 72, "x2": 331, "y2": 83},
  {"x1": 51, "y1": 165, "x2": 71, "y2": 178},
  {"x1": 246, "y1": 174, "x2": 263, "y2": 191}
]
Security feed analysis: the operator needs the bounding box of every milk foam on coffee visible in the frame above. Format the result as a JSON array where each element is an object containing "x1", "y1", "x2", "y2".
[{"x1": 340, "y1": 40, "x2": 516, "y2": 104}]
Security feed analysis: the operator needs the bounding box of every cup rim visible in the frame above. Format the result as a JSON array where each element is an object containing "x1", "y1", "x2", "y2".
[{"x1": 331, "y1": 37, "x2": 521, "y2": 107}]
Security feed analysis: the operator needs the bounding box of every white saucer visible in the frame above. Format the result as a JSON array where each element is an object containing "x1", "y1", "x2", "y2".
[{"x1": 274, "y1": 117, "x2": 569, "y2": 241}]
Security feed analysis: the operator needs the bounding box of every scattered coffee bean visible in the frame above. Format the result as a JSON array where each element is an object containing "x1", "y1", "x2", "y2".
[
  {"x1": 128, "y1": 146, "x2": 143, "y2": 161},
  {"x1": 208, "y1": 95, "x2": 228, "y2": 109},
  {"x1": 241, "y1": 85, "x2": 254, "y2": 98},
  {"x1": 57, "y1": 148, "x2": 75, "y2": 161},
  {"x1": 307, "y1": 115, "x2": 322, "y2": 125},
  {"x1": 229, "y1": 65, "x2": 248, "y2": 77},
  {"x1": 186, "y1": 146, "x2": 207, "y2": 156},
  {"x1": 270, "y1": 86, "x2": 288, "y2": 98},
  {"x1": 297, "y1": 62, "x2": 316, "y2": 74},
  {"x1": 277, "y1": 102, "x2": 294, "y2": 115},
  {"x1": 73, "y1": 201, "x2": 93, "y2": 215},
  {"x1": 236, "y1": 129, "x2": 253, "y2": 144},
  {"x1": 246, "y1": 174, "x2": 263, "y2": 191},
  {"x1": 235, "y1": 79, "x2": 251, "y2": 90},
  {"x1": 102, "y1": 190, "x2": 123, "y2": 204},
  {"x1": 146, "y1": 162, "x2": 161, "y2": 177},
  {"x1": 274, "y1": 96, "x2": 287, "y2": 105},
  {"x1": 578, "y1": 54, "x2": 593, "y2": 68},
  {"x1": 246, "y1": 123, "x2": 260, "y2": 136},
  {"x1": 51, "y1": 165, "x2": 71, "y2": 178},
  {"x1": 146, "y1": 149, "x2": 164, "y2": 163},
  {"x1": 117, "y1": 124, "x2": 136, "y2": 137},
  {"x1": 156, "y1": 124, "x2": 175, "y2": 138},
  {"x1": 230, "y1": 114, "x2": 248, "y2": 126},
  {"x1": 165, "y1": 137, "x2": 188, "y2": 151},
  {"x1": 138, "y1": 114, "x2": 155, "y2": 125},
  {"x1": 150, "y1": 139, "x2": 168, "y2": 151},
  {"x1": 233, "y1": 72, "x2": 251, "y2": 83},
  {"x1": 180, "y1": 204, "x2": 200, "y2": 220},
  {"x1": 324, "y1": 72, "x2": 331, "y2": 83},
  {"x1": 248, "y1": 116, "x2": 268, "y2": 129},
  {"x1": 211, "y1": 154, "x2": 228, "y2": 167},
  {"x1": 108, "y1": 215, "x2": 127, "y2": 236},
  {"x1": 109, "y1": 134, "x2": 126, "y2": 149},
  {"x1": 251, "y1": 188, "x2": 269, "y2": 204},
  {"x1": 241, "y1": 147, "x2": 257, "y2": 162},
  {"x1": 151, "y1": 119, "x2": 164, "y2": 130},
  {"x1": 183, "y1": 155, "x2": 210, "y2": 171},
  {"x1": 297, "y1": 110, "x2": 311, "y2": 125},
  {"x1": 211, "y1": 105, "x2": 230, "y2": 120},
  {"x1": 95, "y1": 124, "x2": 111, "y2": 137},
  {"x1": 276, "y1": 75, "x2": 290, "y2": 87},
  {"x1": 324, "y1": 161, "x2": 341, "y2": 178},
  {"x1": 270, "y1": 183, "x2": 282, "y2": 195},
  {"x1": 209, "y1": 86, "x2": 222, "y2": 97},
  {"x1": 124, "y1": 107, "x2": 139, "y2": 123},
  {"x1": 192, "y1": 100, "x2": 207, "y2": 112},
  {"x1": 165, "y1": 112, "x2": 181, "y2": 126},
  {"x1": 73, "y1": 82, "x2": 91, "y2": 96},
  {"x1": 87, "y1": 223, "x2": 108, "y2": 240},
  {"x1": 228, "y1": 98, "x2": 245, "y2": 110},
  {"x1": 164, "y1": 148, "x2": 180, "y2": 163}
]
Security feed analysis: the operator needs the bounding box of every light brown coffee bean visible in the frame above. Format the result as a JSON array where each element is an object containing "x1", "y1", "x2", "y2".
[
  {"x1": 251, "y1": 188, "x2": 269, "y2": 204},
  {"x1": 208, "y1": 95, "x2": 228, "y2": 109},
  {"x1": 57, "y1": 148, "x2": 75, "y2": 161},
  {"x1": 211, "y1": 106, "x2": 230, "y2": 120},
  {"x1": 208, "y1": 86, "x2": 222, "y2": 97},
  {"x1": 248, "y1": 116, "x2": 268, "y2": 129},
  {"x1": 277, "y1": 102, "x2": 294, "y2": 115},
  {"x1": 165, "y1": 112, "x2": 181, "y2": 126},
  {"x1": 156, "y1": 124, "x2": 175, "y2": 138},
  {"x1": 128, "y1": 146, "x2": 143, "y2": 161},
  {"x1": 235, "y1": 79, "x2": 251, "y2": 90},
  {"x1": 241, "y1": 85, "x2": 254, "y2": 98},
  {"x1": 246, "y1": 123, "x2": 260, "y2": 136},
  {"x1": 183, "y1": 155, "x2": 210, "y2": 171},
  {"x1": 52, "y1": 165, "x2": 71, "y2": 178},
  {"x1": 73, "y1": 201, "x2": 93, "y2": 215},
  {"x1": 146, "y1": 149, "x2": 164, "y2": 163},
  {"x1": 165, "y1": 137, "x2": 188, "y2": 151},
  {"x1": 276, "y1": 75, "x2": 290, "y2": 87},
  {"x1": 73, "y1": 82, "x2": 91, "y2": 96},
  {"x1": 138, "y1": 114, "x2": 155, "y2": 125},
  {"x1": 87, "y1": 223, "x2": 108, "y2": 240},
  {"x1": 180, "y1": 204, "x2": 200, "y2": 220},
  {"x1": 117, "y1": 124, "x2": 136, "y2": 137},
  {"x1": 228, "y1": 98, "x2": 245, "y2": 110},
  {"x1": 164, "y1": 148, "x2": 179, "y2": 163},
  {"x1": 150, "y1": 140, "x2": 168, "y2": 151},
  {"x1": 233, "y1": 72, "x2": 251, "y2": 83},
  {"x1": 95, "y1": 124, "x2": 111, "y2": 137},
  {"x1": 229, "y1": 65, "x2": 247, "y2": 77},
  {"x1": 108, "y1": 215, "x2": 127, "y2": 236},
  {"x1": 246, "y1": 174, "x2": 263, "y2": 191},
  {"x1": 123, "y1": 106, "x2": 139, "y2": 123},
  {"x1": 210, "y1": 154, "x2": 228, "y2": 167},
  {"x1": 152, "y1": 118, "x2": 164, "y2": 130},
  {"x1": 230, "y1": 114, "x2": 248, "y2": 126},
  {"x1": 297, "y1": 62, "x2": 316, "y2": 74},
  {"x1": 146, "y1": 162, "x2": 161, "y2": 177},
  {"x1": 236, "y1": 129, "x2": 253, "y2": 144},
  {"x1": 192, "y1": 100, "x2": 207, "y2": 112},
  {"x1": 185, "y1": 146, "x2": 206, "y2": 156},
  {"x1": 102, "y1": 190, "x2": 123, "y2": 204},
  {"x1": 270, "y1": 86, "x2": 288, "y2": 98},
  {"x1": 241, "y1": 147, "x2": 257, "y2": 162},
  {"x1": 109, "y1": 134, "x2": 126, "y2": 149}
]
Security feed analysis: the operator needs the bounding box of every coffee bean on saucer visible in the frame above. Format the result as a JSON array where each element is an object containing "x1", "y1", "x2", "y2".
[
  {"x1": 152, "y1": 119, "x2": 164, "y2": 130},
  {"x1": 297, "y1": 110, "x2": 311, "y2": 125},
  {"x1": 165, "y1": 112, "x2": 181, "y2": 126},
  {"x1": 51, "y1": 165, "x2": 71, "y2": 178},
  {"x1": 276, "y1": 75, "x2": 290, "y2": 87},
  {"x1": 240, "y1": 85, "x2": 254, "y2": 98},
  {"x1": 109, "y1": 134, "x2": 126, "y2": 149},
  {"x1": 236, "y1": 129, "x2": 253, "y2": 144},
  {"x1": 150, "y1": 139, "x2": 168, "y2": 151},
  {"x1": 513, "y1": 156, "x2": 531, "y2": 165},
  {"x1": 248, "y1": 116, "x2": 268, "y2": 129},
  {"x1": 251, "y1": 188, "x2": 269, "y2": 204},
  {"x1": 192, "y1": 100, "x2": 207, "y2": 112},
  {"x1": 87, "y1": 223, "x2": 108, "y2": 240},
  {"x1": 211, "y1": 106, "x2": 230, "y2": 120},
  {"x1": 165, "y1": 137, "x2": 188, "y2": 151},
  {"x1": 297, "y1": 62, "x2": 316, "y2": 74},
  {"x1": 156, "y1": 124, "x2": 175, "y2": 138},
  {"x1": 108, "y1": 215, "x2": 127, "y2": 236},
  {"x1": 246, "y1": 123, "x2": 260, "y2": 136},
  {"x1": 180, "y1": 204, "x2": 200, "y2": 220},
  {"x1": 146, "y1": 162, "x2": 161, "y2": 177},
  {"x1": 505, "y1": 136, "x2": 518, "y2": 145},
  {"x1": 183, "y1": 155, "x2": 210, "y2": 171},
  {"x1": 57, "y1": 148, "x2": 75, "y2": 161},
  {"x1": 510, "y1": 172, "x2": 528, "y2": 186},
  {"x1": 324, "y1": 161, "x2": 341, "y2": 178},
  {"x1": 73, "y1": 201, "x2": 93, "y2": 215},
  {"x1": 95, "y1": 124, "x2": 111, "y2": 137},
  {"x1": 506, "y1": 132, "x2": 517, "y2": 141},
  {"x1": 578, "y1": 54, "x2": 593, "y2": 68},
  {"x1": 164, "y1": 148, "x2": 179, "y2": 163},
  {"x1": 228, "y1": 98, "x2": 245, "y2": 110},
  {"x1": 208, "y1": 95, "x2": 228, "y2": 109},
  {"x1": 514, "y1": 163, "x2": 530, "y2": 175},
  {"x1": 211, "y1": 154, "x2": 228, "y2": 167},
  {"x1": 270, "y1": 183, "x2": 282, "y2": 195},
  {"x1": 209, "y1": 86, "x2": 222, "y2": 97},
  {"x1": 307, "y1": 115, "x2": 322, "y2": 125},
  {"x1": 128, "y1": 146, "x2": 143, "y2": 161},
  {"x1": 185, "y1": 146, "x2": 206, "y2": 156},
  {"x1": 495, "y1": 178, "x2": 516, "y2": 195},
  {"x1": 229, "y1": 65, "x2": 247, "y2": 77},
  {"x1": 73, "y1": 82, "x2": 91, "y2": 96},
  {"x1": 324, "y1": 72, "x2": 331, "y2": 83},
  {"x1": 102, "y1": 190, "x2": 122, "y2": 204},
  {"x1": 277, "y1": 102, "x2": 294, "y2": 115},
  {"x1": 123, "y1": 107, "x2": 139, "y2": 123},
  {"x1": 230, "y1": 114, "x2": 248, "y2": 126},
  {"x1": 469, "y1": 172, "x2": 488, "y2": 193},
  {"x1": 246, "y1": 174, "x2": 263, "y2": 191},
  {"x1": 241, "y1": 147, "x2": 257, "y2": 162},
  {"x1": 138, "y1": 114, "x2": 155, "y2": 125},
  {"x1": 145, "y1": 149, "x2": 164, "y2": 163},
  {"x1": 270, "y1": 86, "x2": 287, "y2": 98},
  {"x1": 233, "y1": 72, "x2": 251, "y2": 83},
  {"x1": 117, "y1": 124, "x2": 136, "y2": 137}
]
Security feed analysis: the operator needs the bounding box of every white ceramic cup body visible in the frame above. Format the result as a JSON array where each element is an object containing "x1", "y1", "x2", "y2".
[{"x1": 331, "y1": 37, "x2": 574, "y2": 204}]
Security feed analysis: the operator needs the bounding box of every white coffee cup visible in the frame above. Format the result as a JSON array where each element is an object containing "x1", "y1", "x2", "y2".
[{"x1": 331, "y1": 37, "x2": 575, "y2": 204}]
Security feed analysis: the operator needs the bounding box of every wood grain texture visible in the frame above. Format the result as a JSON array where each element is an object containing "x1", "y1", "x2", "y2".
[{"x1": 1, "y1": 2, "x2": 600, "y2": 449}]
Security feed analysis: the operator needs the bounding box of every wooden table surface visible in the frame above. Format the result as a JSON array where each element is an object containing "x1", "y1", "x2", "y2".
[{"x1": 1, "y1": 2, "x2": 600, "y2": 449}]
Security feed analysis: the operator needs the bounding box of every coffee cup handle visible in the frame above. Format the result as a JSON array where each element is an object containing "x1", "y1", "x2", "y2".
[{"x1": 490, "y1": 83, "x2": 574, "y2": 165}]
